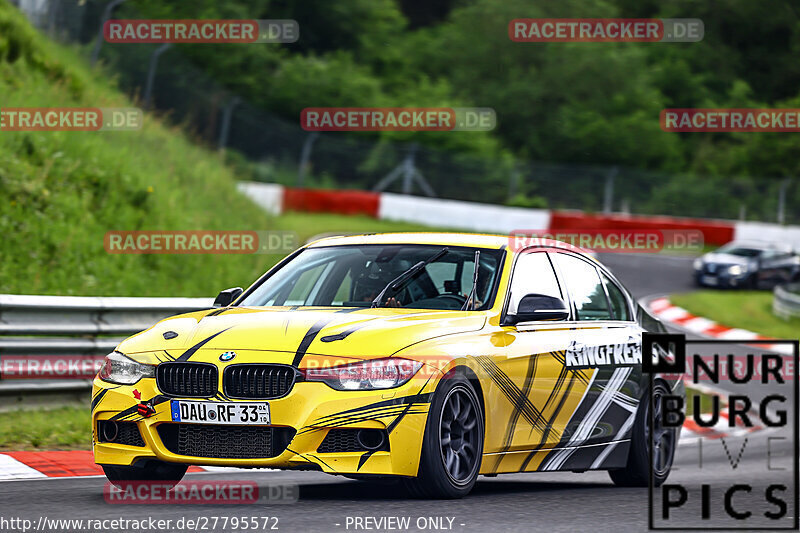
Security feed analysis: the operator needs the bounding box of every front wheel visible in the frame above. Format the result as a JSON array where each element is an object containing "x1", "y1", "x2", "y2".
[
  {"x1": 102, "y1": 459, "x2": 187, "y2": 490},
  {"x1": 609, "y1": 380, "x2": 678, "y2": 487},
  {"x1": 404, "y1": 372, "x2": 484, "y2": 499}
]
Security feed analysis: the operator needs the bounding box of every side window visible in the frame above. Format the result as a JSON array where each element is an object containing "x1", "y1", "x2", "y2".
[
  {"x1": 507, "y1": 252, "x2": 562, "y2": 315},
  {"x1": 552, "y1": 254, "x2": 611, "y2": 321},
  {"x1": 602, "y1": 273, "x2": 631, "y2": 321}
]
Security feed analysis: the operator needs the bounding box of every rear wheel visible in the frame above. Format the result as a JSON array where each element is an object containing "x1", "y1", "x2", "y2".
[
  {"x1": 609, "y1": 380, "x2": 677, "y2": 487},
  {"x1": 102, "y1": 459, "x2": 187, "y2": 490},
  {"x1": 404, "y1": 373, "x2": 484, "y2": 499}
]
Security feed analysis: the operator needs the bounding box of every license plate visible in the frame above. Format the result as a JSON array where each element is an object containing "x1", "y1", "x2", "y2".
[
  {"x1": 701, "y1": 275, "x2": 718, "y2": 286},
  {"x1": 171, "y1": 401, "x2": 270, "y2": 425}
]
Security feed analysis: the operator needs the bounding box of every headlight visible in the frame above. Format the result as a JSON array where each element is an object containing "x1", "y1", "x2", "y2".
[
  {"x1": 304, "y1": 358, "x2": 423, "y2": 390},
  {"x1": 693, "y1": 258, "x2": 703, "y2": 270},
  {"x1": 728, "y1": 265, "x2": 745, "y2": 276},
  {"x1": 97, "y1": 351, "x2": 155, "y2": 385}
]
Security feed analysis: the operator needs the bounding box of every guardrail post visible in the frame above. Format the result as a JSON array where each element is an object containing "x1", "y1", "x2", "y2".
[
  {"x1": 143, "y1": 43, "x2": 172, "y2": 109},
  {"x1": 90, "y1": 0, "x2": 128, "y2": 66},
  {"x1": 297, "y1": 131, "x2": 319, "y2": 186},
  {"x1": 603, "y1": 166, "x2": 618, "y2": 214},
  {"x1": 777, "y1": 178, "x2": 790, "y2": 225}
]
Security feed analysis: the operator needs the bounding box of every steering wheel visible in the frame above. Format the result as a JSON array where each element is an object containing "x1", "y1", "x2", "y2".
[{"x1": 436, "y1": 293, "x2": 467, "y2": 305}]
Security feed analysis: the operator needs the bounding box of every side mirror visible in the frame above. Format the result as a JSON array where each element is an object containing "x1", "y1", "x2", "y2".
[
  {"x1": 508, "y1": 293, "x2": 569, "y2": 324},
  {"x1": 213, "y1": 287, "x2": 243, "y2": 307}
]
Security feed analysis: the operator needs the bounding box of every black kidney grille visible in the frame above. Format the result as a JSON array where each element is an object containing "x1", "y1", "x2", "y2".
[
  {"x1": 224, "y1": 365, "x2": 296, "y2": 399},
  {"x1": 157, "y1": 363, "x2": 218, "y2": 397},
  {"x1": 157, "y1": 423, "x2": 295, "y2": 459}
]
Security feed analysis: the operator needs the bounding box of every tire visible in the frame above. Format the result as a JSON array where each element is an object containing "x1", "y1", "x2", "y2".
[
  {"x1": 403, "y1": 372, "x2": 484, "y2": 499},
  {"x1": 102, "y1": 459, "x2": 187, "y2": 490},
  {"x1": 609, "y1": 380, "x2": 678, "y2": 487}
]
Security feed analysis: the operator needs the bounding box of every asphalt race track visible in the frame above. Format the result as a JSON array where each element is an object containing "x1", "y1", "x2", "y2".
[{"x1": 1, "y1": 253, "x2": 796, "y2": 533}]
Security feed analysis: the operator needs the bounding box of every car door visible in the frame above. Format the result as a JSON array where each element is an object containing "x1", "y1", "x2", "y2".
[
  {"x1": 760, "y1": 249, "x2": 795, "y2": 285},
  {"x1": 488, "y1": 248, "x2": 579, "y2": 469},
  {"x1": 539, "y1": 252, "x2": 642, "y2": 471}
]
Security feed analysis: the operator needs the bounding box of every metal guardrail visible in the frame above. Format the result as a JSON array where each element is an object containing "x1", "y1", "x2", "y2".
[
  {"x1": 0, "y1": 294, "x2": 212, "y2": 402},
  {"x1": 773, "y1": 283, "x2": 800, "y2": 320}
]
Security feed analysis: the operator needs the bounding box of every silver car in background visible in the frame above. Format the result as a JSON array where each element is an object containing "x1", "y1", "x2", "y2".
[{"x1": 693, "y1": 241, "x2": 800, "y2": 289}]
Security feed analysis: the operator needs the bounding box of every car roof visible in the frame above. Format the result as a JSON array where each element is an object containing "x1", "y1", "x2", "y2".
[
  {"x1": 721, "y1": 240, "x2": 793, "y2": 251},
  {"x1": 305, "y1": 232, "x2": 602, "y2": 262},
  {"x1": 305, "y1": 232, "x2": 510, "y2": 249}
]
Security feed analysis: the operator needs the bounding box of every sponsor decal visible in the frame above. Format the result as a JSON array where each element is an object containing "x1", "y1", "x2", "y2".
[
  {"x1": 565, "y1": 342, "x2": 642, "y2": 369},
  {"x1": 136, "y1": 401, "x2": 156, "y2": 418}
]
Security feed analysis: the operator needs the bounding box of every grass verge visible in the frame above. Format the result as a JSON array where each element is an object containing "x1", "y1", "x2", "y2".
[
  {"x1": 0, "y1": 405, "x2": 89, "y2": 451},
  {"x1": 671, "y1": 290, "x2": 800, "y2": 340},
  {"x1": 685, "y1": 386, "x2": 715, "y2": 417}
]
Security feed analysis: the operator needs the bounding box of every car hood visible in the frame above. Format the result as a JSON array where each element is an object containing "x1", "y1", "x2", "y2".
[
  {"x1": 701, "y1": 252, "x2": 755, "y2": 266},
  {"x1": 118, "y1": 306, "x2": 486, "y2": 360}
]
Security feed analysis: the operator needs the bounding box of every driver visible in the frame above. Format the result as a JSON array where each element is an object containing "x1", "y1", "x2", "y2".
[{"x1": 352, "y1": 261, "x2": 403, "y2": 307}]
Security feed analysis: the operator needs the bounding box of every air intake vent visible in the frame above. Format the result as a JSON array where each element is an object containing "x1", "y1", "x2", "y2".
[
  {"x1": 97, "y1": 420, "x2": 145, "y2": 447},
  {"x1": 157, "y1": 423, "x2": 295, "y2": 459}
]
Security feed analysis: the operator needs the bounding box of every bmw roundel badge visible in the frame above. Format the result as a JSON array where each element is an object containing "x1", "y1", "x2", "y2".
[{"x1": 219, "y1": 351, "x2": 237, "y2": 362}]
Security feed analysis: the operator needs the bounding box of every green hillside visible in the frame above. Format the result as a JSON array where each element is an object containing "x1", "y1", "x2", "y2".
[{"x1": 0, "y1": 5, "x2": 431, "y2": 297}]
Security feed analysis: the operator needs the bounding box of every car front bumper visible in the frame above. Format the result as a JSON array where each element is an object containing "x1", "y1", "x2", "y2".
[{"x1": 92, "y1": 374, "x2": 436, "y2": 477}]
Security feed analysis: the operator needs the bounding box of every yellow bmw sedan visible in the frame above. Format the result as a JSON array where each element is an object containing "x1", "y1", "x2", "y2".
[{"x1": 92, "y1": 233, "x2": 683, "y2": 498}]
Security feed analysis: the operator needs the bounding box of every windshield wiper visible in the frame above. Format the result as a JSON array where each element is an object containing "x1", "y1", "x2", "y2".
[
  {"x1": 461, "y1": 250, "x2": 481, "y2": 311},
  {"x1": 371, "y1": 247, "x2": 449, "y2": 308}
]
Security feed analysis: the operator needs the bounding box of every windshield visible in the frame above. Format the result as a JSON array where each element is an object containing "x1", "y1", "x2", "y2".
[
  {"x1": 717, "y1": 244, "x2": 763, "y2": 258},
  {"x1": 240, "y1": 245, "x2": 504, "y2": 310}
]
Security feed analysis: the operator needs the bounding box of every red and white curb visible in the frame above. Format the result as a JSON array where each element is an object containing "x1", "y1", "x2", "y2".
[
  {"x1": 678, "y1": 387, "x2": 766, "y2": 444},
  {"x1": 648, "y1": 297, "x2": 793, "y2": 355},
  {"x1": 0, "y1": 451, "x2": 256, "y2": 481}
]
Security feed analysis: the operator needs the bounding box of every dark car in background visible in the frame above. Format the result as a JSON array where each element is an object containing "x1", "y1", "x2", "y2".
[{"x1": 693, "y1": 241, "x2": 800, "y2": 289}]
